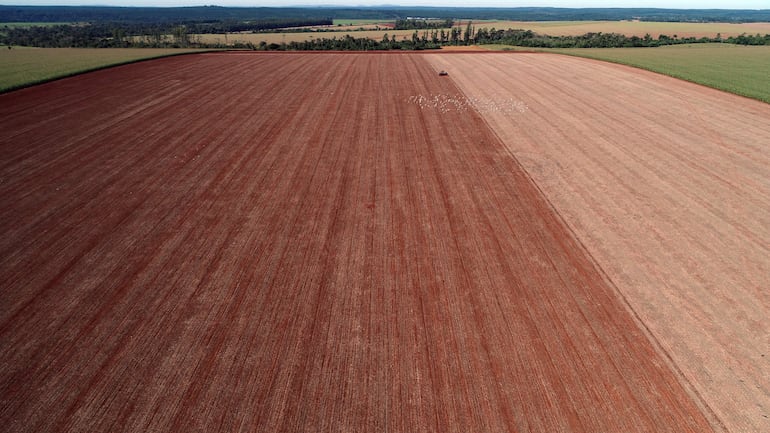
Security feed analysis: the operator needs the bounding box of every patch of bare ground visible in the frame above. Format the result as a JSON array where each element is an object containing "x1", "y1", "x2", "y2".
[
  {"x1": 424, "y1": 52, "x2": 770, "y2": 433},
  {"x1": 0, "y1": 52, "x2": 713, "y2": 432}
]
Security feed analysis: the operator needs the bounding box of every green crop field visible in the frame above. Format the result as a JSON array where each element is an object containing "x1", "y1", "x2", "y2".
[
  {"x1": 332, "y1": 19, "x2": 390, "y2": 26},
  {"x1": 486, "y1": 43, "x2": 770, "y2": 103},
  {"x1": 0, "y1": 47, "x2": 209, "y2": 93},
  {"x1": 549, "y1": 44, "x2": 770, "y2": 104}
]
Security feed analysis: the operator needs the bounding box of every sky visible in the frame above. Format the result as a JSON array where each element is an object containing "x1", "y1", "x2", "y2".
[{"x1": 2, "y1": 1, "x2": 768, "y2": 9}]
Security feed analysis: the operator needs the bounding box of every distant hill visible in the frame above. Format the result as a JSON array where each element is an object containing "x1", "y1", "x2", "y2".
[{"x1": 1, "y1": 5, "x2": 769, "y2": 24}]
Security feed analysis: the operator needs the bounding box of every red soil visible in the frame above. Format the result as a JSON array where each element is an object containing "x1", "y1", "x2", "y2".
[{"x1": 0, "y1": 53, "x2": 713, "y2": 432}]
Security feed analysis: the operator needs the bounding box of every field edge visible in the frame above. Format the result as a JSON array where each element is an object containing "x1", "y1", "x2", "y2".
[{"x1": 0, "y1": 48, "x2": 219, "y2": 94}]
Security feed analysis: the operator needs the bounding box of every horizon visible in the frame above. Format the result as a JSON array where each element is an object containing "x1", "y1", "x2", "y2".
[{"x1": 2, "y1": 2, "x2": 769, "y2": 11}]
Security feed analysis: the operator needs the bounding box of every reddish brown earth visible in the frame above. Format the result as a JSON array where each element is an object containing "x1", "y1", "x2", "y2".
[
  {"x1": 425, "y1": 52, "x2": 770, "y2": 433},
  {"x1": 1, "y1": 53, "x2": 714, "y2": 432}
]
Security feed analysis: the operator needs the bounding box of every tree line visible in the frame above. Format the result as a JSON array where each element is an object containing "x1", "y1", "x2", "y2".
[
  {"x1": 269, "y1": 34, "x2": 440, "y2": 51},
  {"x1": 2, "y1": 21, "x2": 769, "y2": 49},
  {"x1": 255, "y1": 27, "x2": 770, "y2": 51},
  {"x1": 3, "y1": 6, "x2": 770, "y2": 24},
  {"x1": 470, "y1": 27, "x2": 770, "y2": 47},
  {"x1": 0, "y1": 19, "x2": 331, "y2": 48},
  {"x1": 394, "y1": 19, "x2": 454, "y2": 30},
  {"x1": 463, "y1": 28, "x2": 770, "y2": 48}
]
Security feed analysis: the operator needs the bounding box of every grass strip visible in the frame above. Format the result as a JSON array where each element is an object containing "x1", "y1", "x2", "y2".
[{"x1": 0, "y1": 47, "x2": 215, "y2": 93}]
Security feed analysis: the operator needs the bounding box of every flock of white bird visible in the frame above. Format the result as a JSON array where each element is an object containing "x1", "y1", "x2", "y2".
[{"x1": 407, "y1": 94, "x2": 529, "y2": 115}]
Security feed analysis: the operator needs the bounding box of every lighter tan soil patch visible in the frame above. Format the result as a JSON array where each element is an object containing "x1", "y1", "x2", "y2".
[{"x1": 425, "y1": 52, "x2": 770, "y2": 433}]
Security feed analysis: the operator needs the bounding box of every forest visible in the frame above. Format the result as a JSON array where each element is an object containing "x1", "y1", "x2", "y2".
[{"x1": 2, "y1": 5, "x2": 770, "y2": 24}]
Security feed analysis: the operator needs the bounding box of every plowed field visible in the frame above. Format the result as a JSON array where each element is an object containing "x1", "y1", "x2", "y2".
[
  {"x1": 425, "y1": 52, "x2": 770, "y2": 433},
  {"x1": 1, "y1": 53, "x2": 719, "y2": 432}
]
